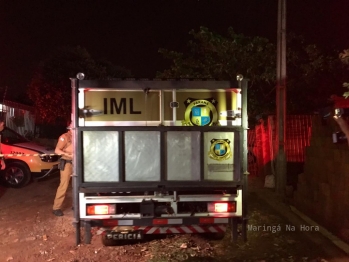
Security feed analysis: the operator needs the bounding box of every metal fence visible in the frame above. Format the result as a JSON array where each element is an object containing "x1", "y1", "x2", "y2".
[{"x1": 248, "y1": 115, "x2": 313, "y2": 176}]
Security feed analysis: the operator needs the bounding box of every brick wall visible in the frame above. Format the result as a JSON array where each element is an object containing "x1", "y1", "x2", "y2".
[{"x1": 293, "y1": 116, "x2": 349, "y2": 243}]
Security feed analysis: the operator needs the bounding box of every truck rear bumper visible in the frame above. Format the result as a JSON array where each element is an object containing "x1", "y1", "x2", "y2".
[{"x1": 78, "y1": 190, "x2": 243, "y2": 220}]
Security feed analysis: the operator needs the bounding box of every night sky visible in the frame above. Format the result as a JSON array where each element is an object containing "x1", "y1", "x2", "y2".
[{"x1": 0, "y1": 0, "x2": 348, "y2": 99}]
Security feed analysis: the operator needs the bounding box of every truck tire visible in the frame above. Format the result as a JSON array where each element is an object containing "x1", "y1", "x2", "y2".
[{"x1": 3, "y1": 161, "x2": 31, "y2": 188}]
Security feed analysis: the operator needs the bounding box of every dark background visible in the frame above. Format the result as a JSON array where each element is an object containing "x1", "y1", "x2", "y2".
[{"x1": 0, "y1": 0, "x2": 348, "y2": 99}]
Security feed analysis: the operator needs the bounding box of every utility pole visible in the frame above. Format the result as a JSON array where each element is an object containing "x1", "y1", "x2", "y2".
[{"x1": 276, "y1": 0, "x2": 287, "y2": 196}]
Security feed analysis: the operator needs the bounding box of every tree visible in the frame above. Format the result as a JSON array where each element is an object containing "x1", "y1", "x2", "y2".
[
  {"x1": 27, "y1": 46, "x2": 131, "y2": 124},
  {"x1": 157, "y1": 27, "x2": 277, "y2": 118},
  {"x1": 340, "y1": 49, "x2": 349, "y2": 98},
  {"x1": 157, "y1": 27, "x2": 347, "y2": 123},
  {"x1": 286, "y1": 34, "x2": 347, "y2": 114}
]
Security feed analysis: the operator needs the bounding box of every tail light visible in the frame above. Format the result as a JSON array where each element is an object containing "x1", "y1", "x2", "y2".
[
  {"x1": 87, "y1": 204, "x2": 116, "y2": 215},
  {"x1": 207, "y1": 202, "x2": 236, "y2": 213}
]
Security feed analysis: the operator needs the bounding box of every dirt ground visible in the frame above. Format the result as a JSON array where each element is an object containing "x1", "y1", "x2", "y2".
[{"x1": 0, "y1": 174, "x2": 348, "y2": 262}]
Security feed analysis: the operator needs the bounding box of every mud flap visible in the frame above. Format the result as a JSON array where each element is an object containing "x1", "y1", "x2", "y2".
[{"x1": 83, "y1": 221, "x2": 92, "y2": 244}]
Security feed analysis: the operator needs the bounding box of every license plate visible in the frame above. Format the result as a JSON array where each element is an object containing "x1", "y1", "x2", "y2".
[{"x1": 106, "y1": 231, "x2": 143, "y2": 240}]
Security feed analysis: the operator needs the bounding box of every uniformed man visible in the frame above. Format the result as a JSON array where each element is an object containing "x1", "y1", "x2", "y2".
[{"x1": 52, "y1": 122, "x2": 73, "y2": 216}]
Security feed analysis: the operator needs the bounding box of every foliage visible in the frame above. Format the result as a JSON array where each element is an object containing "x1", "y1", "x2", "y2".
[
  {"x1": 27, "y1": 46, "x2": 131, "y2": 124},
  {"x1": 340, "y1": 49, "x2": 349, "y2": 65},
  {"x1": 286, "y1": 34, "x2": 346, "y2": 113},
  {"x1": 157, "y1": 27, "x2": 347, "y2": 121},
  {"x1": 340, "y1": 49, "x2": 349, "y2": 98},
  {"x1": 157, "y1": 27, "x2": 277, "y2": 117}
]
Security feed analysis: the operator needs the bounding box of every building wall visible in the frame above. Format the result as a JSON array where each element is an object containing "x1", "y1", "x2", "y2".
[
  {"x1": 293, "y1": 116, "x2": 349, "y2": 243},
  {"x1": 1, "y1": 100, "x2": 35, "y2": 139}
]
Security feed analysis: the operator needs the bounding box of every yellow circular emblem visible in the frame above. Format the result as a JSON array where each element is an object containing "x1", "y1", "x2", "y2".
[
  {"x1": 182, "y1": 98, "x2": 218, "y2": 126},
  {"x1": 208, "y1": 139, "x2": 232, "y2": 161}
]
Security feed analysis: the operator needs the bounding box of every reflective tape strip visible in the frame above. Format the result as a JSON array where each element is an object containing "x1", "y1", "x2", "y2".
[
  {"x1": 88, "y1": 218, "x2": 229, "y2": 236},
  {"x1": 153, "y1": 219, "x2": 167, "y2": 225},
  {"x1": 167, "y1": 219, "x2": 182, "y2": 224},
  {"x1": 118, "y1": 220, "x2": 133, "y2": 226},
  {"x1": 169, "y1": 227, "x2": 181, "y2": 234},
  {"x1": 0, "y1": 153, "x2": 61, "y2": 157},
  {"x1": 145, "y1": 227, "x2": 158, "y2": 234},
  {"x1": 133, "y1": 225, "x2": 227, "y2": 234},
  {"x1": 218, "y1": 225, "x2": 226, "y2": 231},
  {"x1": 192, "y1": 225, "x2": 205, "y2": 233},
  {"x1": 199, "y1": 218, "x2": 229, "y2": 224},
  {"x1": 199, "y1": 218, "x2": 214, "y2": 224},
  {"x1": 152, "y1": 218, "x2": 182, "y2": 225},
  {"x1": 208, "y1": 225, "x2": 226, "y2": 233},
  {"x1": 208, "y1": 226, "x2": 218, "y2": 233},
  {"x1": 103, "y1": 220, "x2": 117, "y2": 227},
  {"x1": 214, "y1": 218, "x2": 229, "y2": 224},
  {"x1": 179, "y1": 226, "x2": 193, "y2": 234},
  {"x1": 96, "y1": 225, "x2": 227, "y2": 235},
  {"x1": 102, "y1": 220, "x2": 134, "y2": 227}
]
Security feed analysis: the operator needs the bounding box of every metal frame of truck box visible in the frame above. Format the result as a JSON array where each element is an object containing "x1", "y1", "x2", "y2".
[{"x1": 70, "y1": 77, "x2": 249, "y2": 245}]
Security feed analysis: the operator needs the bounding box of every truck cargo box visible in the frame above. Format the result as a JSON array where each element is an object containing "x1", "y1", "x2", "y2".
[{"x1": 70, "y1": 77, "x2": 249, "y2": 245}]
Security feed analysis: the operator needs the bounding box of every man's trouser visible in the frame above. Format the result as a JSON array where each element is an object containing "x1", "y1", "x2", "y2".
[{"x1": 53, "y1": 161, "x2": 73, "y2": 210}]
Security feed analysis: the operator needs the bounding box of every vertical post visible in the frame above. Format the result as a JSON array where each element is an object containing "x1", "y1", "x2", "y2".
[
  {"x1": 70, "y1": 77, "x2": 81, "y2": 245},
  {"x1": 172, "y1": 89, "x2": 177, "y2": 126},
  {"x1": 239, "y1": 77, "x2": 249, "y2": 241},
  {"x1": 160, "y1": 90, "x2": 165, "y2": 125},
  {"x1": 276, "y1": 0, "x2": 287, "y2": 196}
]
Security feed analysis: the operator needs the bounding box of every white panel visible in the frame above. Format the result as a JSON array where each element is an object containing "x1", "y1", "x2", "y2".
[
  {"x1": 83, "y1": 131, "x2": 119, "y2": 182},
  {"x1": 118, "y1": 220, "x2": 134, "y2": 226},
  {"x1": 167, "y1": 131, "x2": 200, "y2": 181},
  {"x1": 125, "y1": 131, "x2": 160, "y2": 181},
  {"x1": 167, "y1": 219, "x2": 183, "y2": 224},
  {"x1": 204, "y1": 132, "x2": 235, "y2": 181}
]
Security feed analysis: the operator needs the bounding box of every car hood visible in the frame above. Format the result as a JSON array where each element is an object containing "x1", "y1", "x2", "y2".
[{"x1": 12, "y1": 142, "x2": 56, "y2": 154}]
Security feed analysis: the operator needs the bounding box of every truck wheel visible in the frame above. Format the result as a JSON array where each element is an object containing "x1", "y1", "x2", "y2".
[{"x1": 3, "y1": 162, "x2": 31, "y2": 188}]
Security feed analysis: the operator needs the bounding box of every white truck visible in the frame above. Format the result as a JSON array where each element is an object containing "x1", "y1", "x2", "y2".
[{"x1": 70, "y1": 75, "x2": 249, "y2": 245}]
